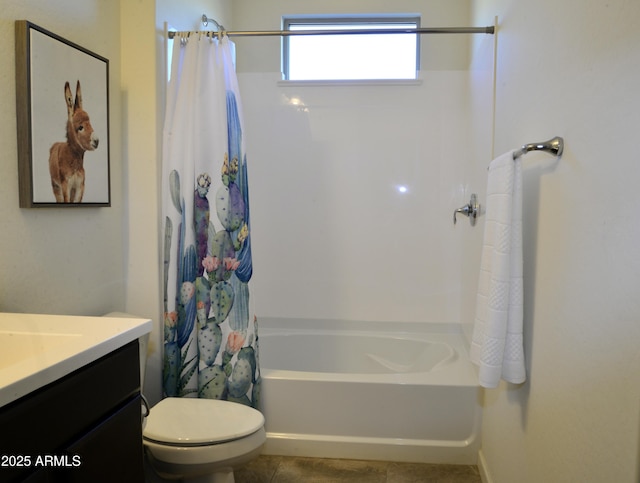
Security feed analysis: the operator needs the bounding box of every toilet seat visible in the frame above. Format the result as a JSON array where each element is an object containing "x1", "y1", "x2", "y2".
[{"x1": 143, "y1": 397, "x2": 265, "y2": 446}]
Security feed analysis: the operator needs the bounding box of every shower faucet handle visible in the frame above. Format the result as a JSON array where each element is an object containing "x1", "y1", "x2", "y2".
[{"x1": 453, "y1": 194, "x2": 479, "y2": 226}]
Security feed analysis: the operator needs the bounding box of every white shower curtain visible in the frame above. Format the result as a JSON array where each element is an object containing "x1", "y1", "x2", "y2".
[{"x1": 162, "y1": 33, "x2": 259, "y2": 407}]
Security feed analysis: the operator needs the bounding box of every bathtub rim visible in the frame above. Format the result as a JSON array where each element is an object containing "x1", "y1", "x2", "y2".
[
  {"x1": 258, "y1": 316, "x2": 467, "y2": 334},
  {"x1": 258, "y1": 318, "x2": 479, "y2": 387}
]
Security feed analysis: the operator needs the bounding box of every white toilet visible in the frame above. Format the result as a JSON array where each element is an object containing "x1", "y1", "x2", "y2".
[
  {"x1": 143, "y1": 397, "x2": 265, "y2": 483},
  {"x1": 101, "y1": 314, "x2": 264, "y2": 482}
]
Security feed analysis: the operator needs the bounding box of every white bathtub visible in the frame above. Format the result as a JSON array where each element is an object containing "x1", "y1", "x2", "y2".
[{"x1": 257, "y1": 318, "x2": 481, "y2": 464}]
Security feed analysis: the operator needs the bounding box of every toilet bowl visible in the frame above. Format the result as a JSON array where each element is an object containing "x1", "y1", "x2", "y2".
[
  {"x1": 99, "y1": 315, "x2": 264, "y2": 482},
  {"x1": 143, "y1": 397, "x2": 265, "y2": 483}
]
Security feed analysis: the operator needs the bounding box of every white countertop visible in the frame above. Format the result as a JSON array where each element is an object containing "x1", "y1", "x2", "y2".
[{"x1": 0, "y1": 313, "x2": 152, "y2": 408}]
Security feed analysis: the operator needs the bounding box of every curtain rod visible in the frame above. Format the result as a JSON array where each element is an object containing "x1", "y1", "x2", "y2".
[{"x1": 168, "y1": 26, "x2": 495, "y2": 39}]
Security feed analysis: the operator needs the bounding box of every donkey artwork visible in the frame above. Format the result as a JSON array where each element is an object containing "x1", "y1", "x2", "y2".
[{"x1": 48, "y1": 80, "x2": 99, "y2": 203}]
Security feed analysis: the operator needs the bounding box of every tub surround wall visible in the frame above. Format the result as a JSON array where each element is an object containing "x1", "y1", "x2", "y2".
[
  {"x1": 235, "y1": 0, "x2": 489, "y2": 324},
  {"x1": 241, "y1": 73, "x2": 471, "y2": 324}
]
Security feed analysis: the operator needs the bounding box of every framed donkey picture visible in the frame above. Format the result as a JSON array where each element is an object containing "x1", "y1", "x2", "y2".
[{"x1": 15, "y1": 21, "x2": 110, "y2": 207}]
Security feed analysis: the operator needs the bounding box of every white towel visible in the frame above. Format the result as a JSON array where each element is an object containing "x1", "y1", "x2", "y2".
[{"x1": 470, "y1": 150, "x2": 526, "y2": 388}]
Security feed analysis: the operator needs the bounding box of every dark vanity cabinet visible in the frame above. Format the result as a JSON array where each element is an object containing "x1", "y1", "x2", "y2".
[{"x1": 0, "y1": 341, "x2": 144, "y2": 482}]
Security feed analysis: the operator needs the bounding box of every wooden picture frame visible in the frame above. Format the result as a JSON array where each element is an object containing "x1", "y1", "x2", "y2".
[{"x1": 15, "y1": 21, "x2": 110, "y2": 207}]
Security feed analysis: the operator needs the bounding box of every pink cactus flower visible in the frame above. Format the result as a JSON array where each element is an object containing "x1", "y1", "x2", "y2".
[
  {"x1": 202, "y1": 255, "x2": 220, "y2": 272},
  {"x1": 164, "y1": 311, "x2": 177, "y2": 327},
  {"x1": 226, "y1": 331, "x2": 245, "y2": 353},
  {"x1": 223, "y1": 257, "x2": 240, "y2": 271},
  {"x1": 180, "y1": 281, "x2": 195, "y2": 304}
]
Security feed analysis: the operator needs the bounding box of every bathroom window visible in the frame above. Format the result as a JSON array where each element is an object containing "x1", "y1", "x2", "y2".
[{"x1": 282, "y1": 16, "x2": 420, "y2": 81}]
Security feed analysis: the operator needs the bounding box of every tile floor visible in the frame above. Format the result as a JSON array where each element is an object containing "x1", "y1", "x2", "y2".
[{"x1": 234, "y1": 455, "x2": 482, "y2": 483}]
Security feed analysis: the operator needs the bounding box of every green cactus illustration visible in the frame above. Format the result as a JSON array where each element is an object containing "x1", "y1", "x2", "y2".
[
  {"x1": 215, "y1": 185, "x2": 232, "y2": 229},
  {"x1": 198, "y1": 322, "x2": 222, "y2": 367},
  {"x1": 169, "y1": 170, "x2": 182, "y2": 214},
  {"x1": 238, "y1": 346, "x2": 257, "y2": 383},
  {"x1": 216, "y1": 153, "x2": 244, "y2": 229},
  {"x1": 194, "y1": 173, "x2": 212, "y2": 275},
  {"x1": 163, "y1": 217, "x2": 173, "y2": 314},
  {"x1": 227, "y1": 182, "x2": 245, "y2": 230},
  {"x1": 178, "y1": 351, "x2": 198, "y2": 397},
  {"x1": 176, "y1": 287, "x2": 196, "y2": 348},
  {"x1": 210, "y1": 280, "x2": 234, "y2": 324},
  {"x1": 222, "y1": 350, "x2": 234, "y2": 376},
  {"x1": 198, "y1": 365, "x2": 228, "y2": 399},
  {"x1": 164, "y1": 168, "x2": 199, "y2": 397},
  {"x1": 232, "y1": 223, "x2": 248, "y2": 252},
  {"x1": 227, "y1": 357, "x2": 253, "y2": 398},
  {"x1": 182, "y1": 244, "x2": 198, "y2": 284},
  {"x1": 195, "y1": 276, "x2": 211, "y2": 326},
  {"x1": 209, "y1": 231, "x2": 235, "y2": 282},
  {"x1": 229, "y1": 276, "x2": 249, "y2": 331},
  {"x1": 227, "y1": 395, "x2": 252, "y2": 406},
  {"x1": 252, "y1": 376, "x2": 262, "y2": 409},
  {"x1": 176, "y1": 227, "x2": 198, "y2": 349},
  {"x1": 215, "y1": 182, "x2": 245, "y2": 232},
  {"x1": 221, "y1": 154, "x2": 230, "y2": 187},
  {"x1": 163, "y1": 340, "x2": 179, "y2": 397},
  {"x1": 229, "y1": 156, "x2": 238, "y2": 182},
  {"x1": 164, "y1": 92, "x2": 258, "y2": 405}
]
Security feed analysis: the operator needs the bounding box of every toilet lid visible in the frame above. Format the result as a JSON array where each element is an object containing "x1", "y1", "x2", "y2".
[{"x1": 143, "y1": 397, "x2": 265, "y2": 446}]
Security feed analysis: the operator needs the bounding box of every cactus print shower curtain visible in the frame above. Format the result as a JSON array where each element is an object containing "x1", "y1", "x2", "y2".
[{"x1": 161, "y1": 34, "x2": 259, "y2": 408}]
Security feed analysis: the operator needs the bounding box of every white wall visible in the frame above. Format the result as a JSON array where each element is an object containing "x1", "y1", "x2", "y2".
[
  {"x1": 234, "y1": 0, "x2": 492, "y2": 323},
  {"x1": 119, "y1": 0, "x2": 162, "y2": 404},
  {"x1": 470, "y1": 1, "x2": 640, "y2": 482},
  {"x1": 160, "y1": 0, "x2": 232, "y2": 33},
  {"x1": 0, "y1": 2, "x2": 125, "y2": 316}
]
